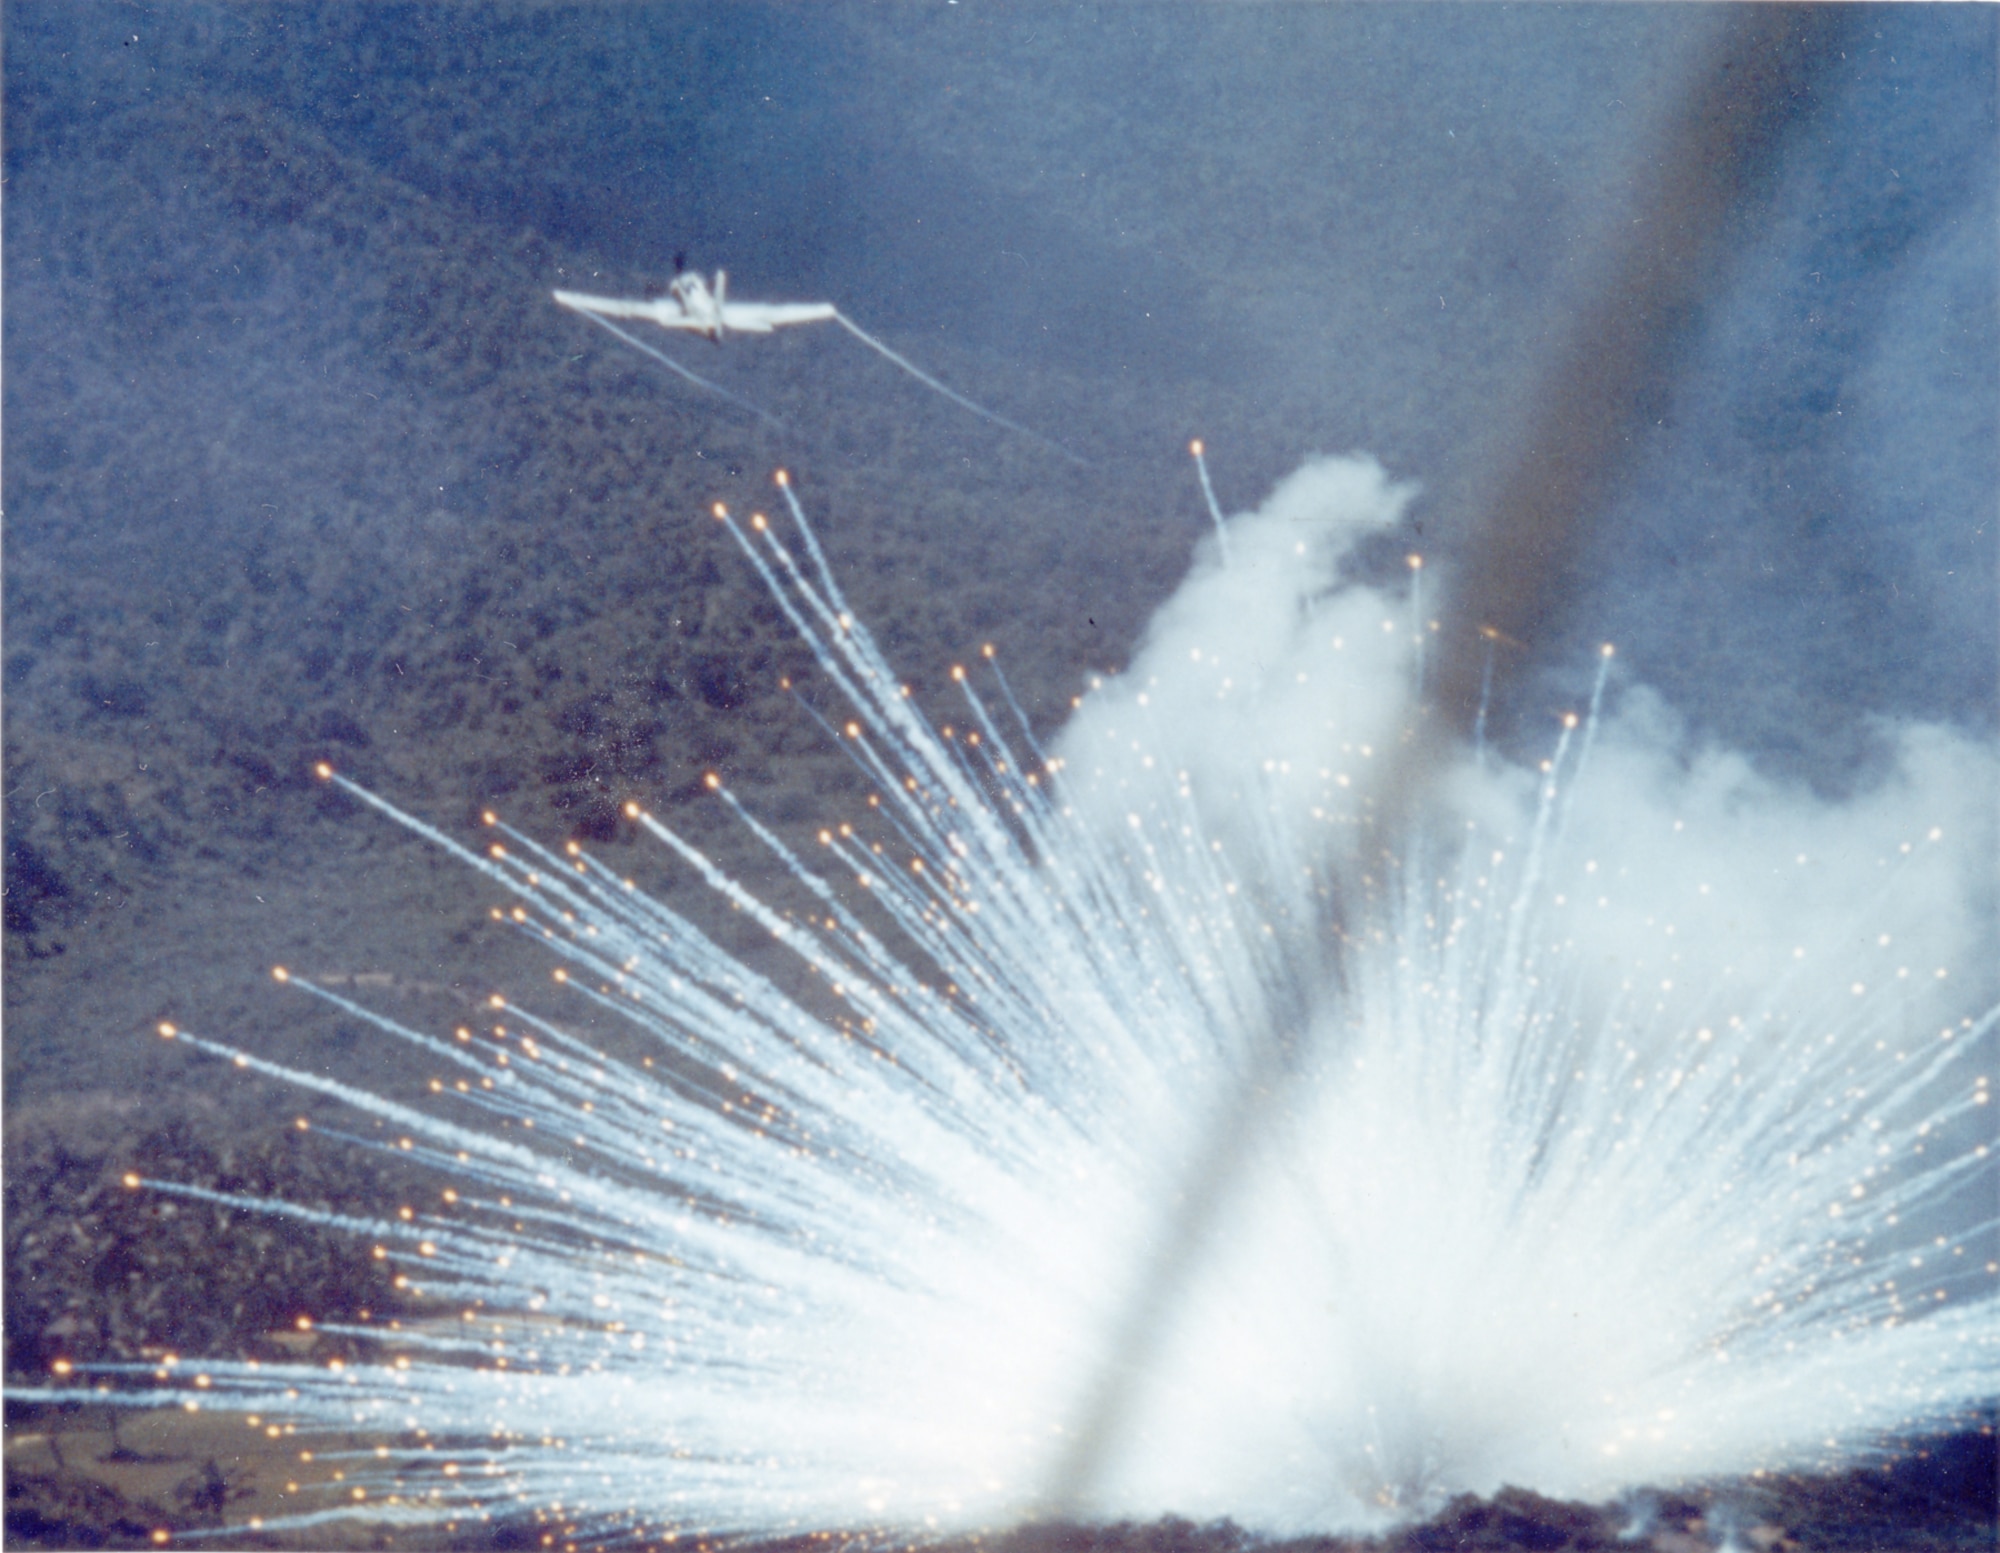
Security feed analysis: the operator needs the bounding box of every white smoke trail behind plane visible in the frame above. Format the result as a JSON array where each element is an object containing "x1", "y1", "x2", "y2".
[
  {"x1": 830, "y1": 312, "x2": 1089, "y2": 465},
  {"x1": 573, "y1": 307, "x2": 791, "y2": 431},
  {"x1": 23, "y1": 457, "x2": 1995, "y2": 1543}
]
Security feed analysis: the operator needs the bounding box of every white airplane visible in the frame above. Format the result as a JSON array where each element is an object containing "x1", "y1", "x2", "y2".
[
  {"x1": 551, "y1": 266, "x2": 1084, "y2": 463},
  {"x1": 553, "y1": 269, "x2": 834, "y2": 342}
]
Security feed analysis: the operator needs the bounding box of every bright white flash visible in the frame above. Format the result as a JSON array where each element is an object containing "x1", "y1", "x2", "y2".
[{"x1": 29, "y1": 457, "x2": 1996, "y2": 1543}]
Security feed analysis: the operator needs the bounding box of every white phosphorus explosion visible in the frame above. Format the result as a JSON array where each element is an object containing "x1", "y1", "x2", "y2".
[{"x1": 29, "y1": 456, "x2": 1998, "y2": 1541}]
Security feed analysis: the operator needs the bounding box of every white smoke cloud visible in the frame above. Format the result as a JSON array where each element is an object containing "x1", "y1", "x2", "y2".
[
  {"x1": 1047, "y1": 455, "x2": 1998, "y2": 1527},
  {"x1": 1055, "y1": 453, "x2": 1420, "y2": 859}
]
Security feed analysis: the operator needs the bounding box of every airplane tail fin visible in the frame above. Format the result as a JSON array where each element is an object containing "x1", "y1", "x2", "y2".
[{"x1": 715, "y1": 269, "x2": 728, "y2": 308}]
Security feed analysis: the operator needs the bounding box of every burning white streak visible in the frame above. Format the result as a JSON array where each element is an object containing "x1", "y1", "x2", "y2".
[{"x1": 25, "y1": 457, "x2": 1994, "y2": 1542}]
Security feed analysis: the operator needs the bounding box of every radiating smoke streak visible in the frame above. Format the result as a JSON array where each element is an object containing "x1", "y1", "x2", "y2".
[
  {"x1": 1188, "y1": 439, "x2": 1229, "y2": 564},
  {"x1": 15, "y1": 457, "x2": 1995, "y2": 1546}
]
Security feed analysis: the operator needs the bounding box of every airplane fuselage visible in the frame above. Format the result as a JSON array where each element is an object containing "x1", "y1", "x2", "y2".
[{"x1": 667, "y1": 269, "x2": 728, "y2": 341}]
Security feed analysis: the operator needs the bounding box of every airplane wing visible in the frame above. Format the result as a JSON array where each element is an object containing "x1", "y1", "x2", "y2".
[
  {"x1": 551, "y1": 289, "x2": 710, "y2": 330},
  {"x1": 715, "y1": 301, "x2": 838, "y2": 333},
  {"x1": 554, "y1": 289, "x2": 835, "y2": 335}
]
